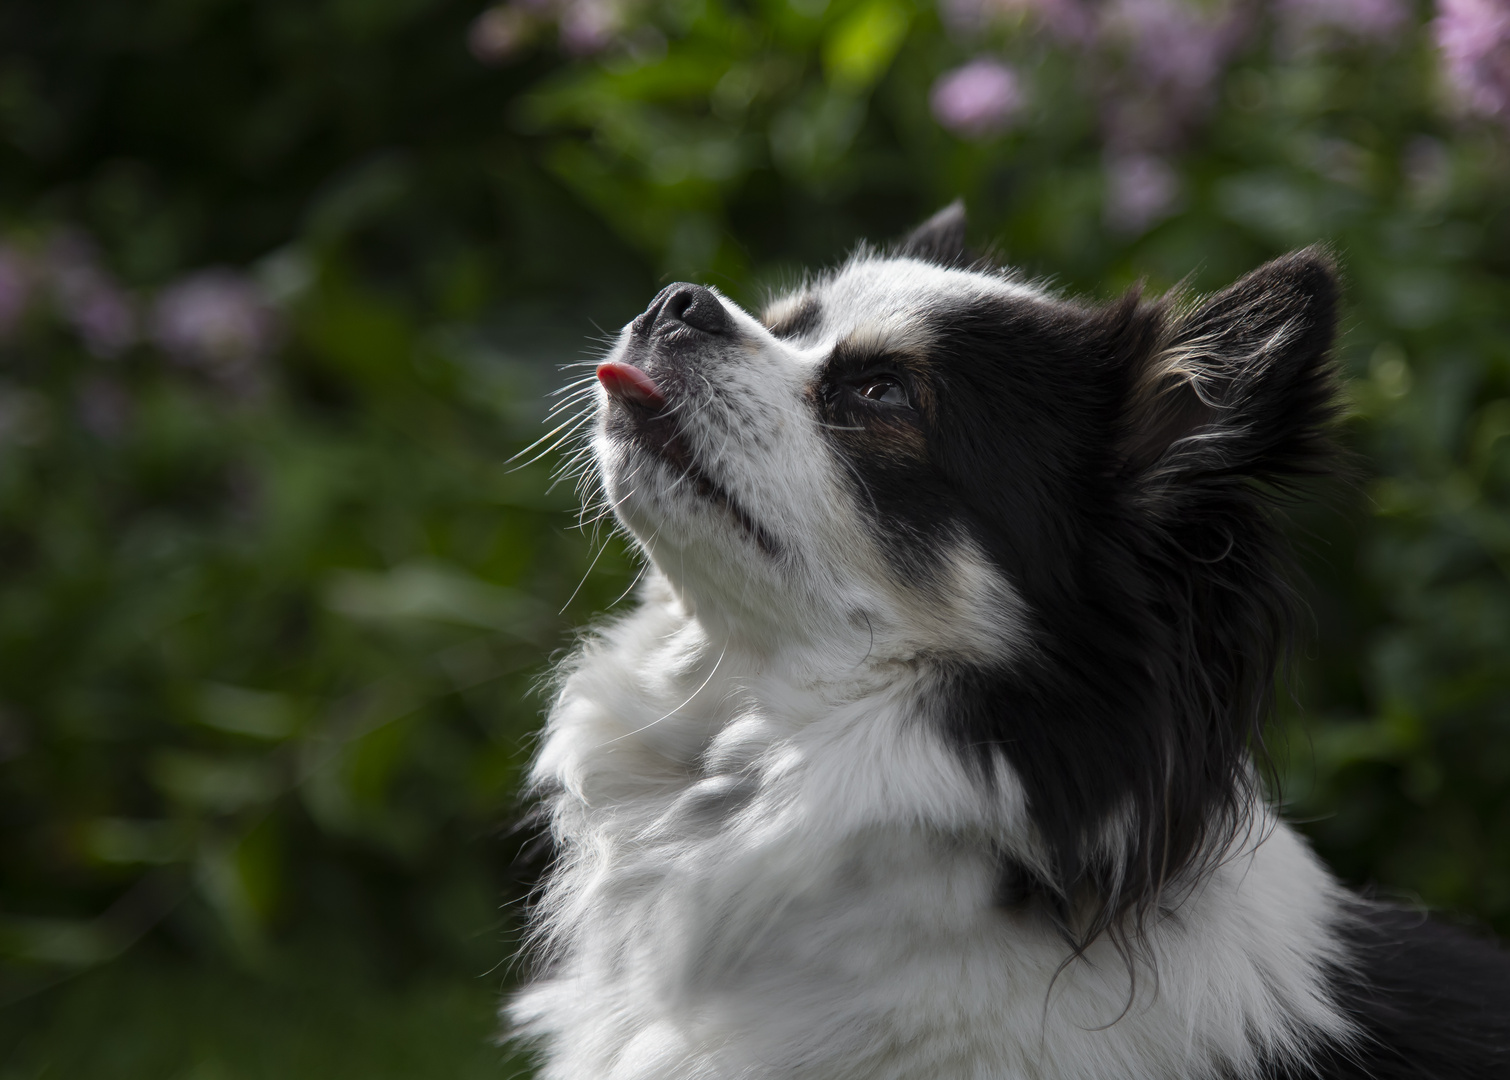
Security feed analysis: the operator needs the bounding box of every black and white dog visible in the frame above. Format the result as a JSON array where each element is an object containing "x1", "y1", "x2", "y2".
[{"x1": 510, "y1": 205, "x2": 1510, "y2": 1078}]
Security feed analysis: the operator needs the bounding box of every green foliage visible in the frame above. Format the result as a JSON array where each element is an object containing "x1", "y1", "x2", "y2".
[
  {"x1": 0, "y1": 0, "x2": 1508, "y2": 1070},
  {"x1": 0, "y1": 241, "x2": 625, "y2": 979},
  {"x1": 0, "y1": 949, "x2": 527, "y2": 1079}
]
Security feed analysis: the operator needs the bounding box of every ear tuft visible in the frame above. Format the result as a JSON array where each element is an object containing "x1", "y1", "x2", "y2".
[
  {"x1": 1121, "y1": 247, "x2": 1341, "y2": 491},
  {"x1": 897, "y1": 200, "x2": 970, "y2": 267}
]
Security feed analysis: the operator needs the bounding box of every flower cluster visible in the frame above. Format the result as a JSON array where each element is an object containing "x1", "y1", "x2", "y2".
[
  {"x1": 931, "y1": 0, "x2": 1246, "y2": 228},
  {"x1": 0, "y1": 232, "x2": 281, "y2": 399},
  {"x1": 150, "y1": 270, "x2": 281, "y2": 392},
  {"x1": 469, "y1": 0, "x2": 627, "y2": 62},
  {"x1": 0, "y1": 233, "x2": 139, "y2": 357},
  {"x1": 1435, "y1": 0, "x2": 1510, "y2": 130},
  {"x1": 41, "y1": 233, "x2": 139, "y2": 358},
  {"x1": 931, "y1": 59, "x2": 1026, "y2": 136},
  {"x1": 1276, "y1": 0, "x2": 1409, "y2": 41},
  {"x1": 928, "y1": 0, "x2": 1502, "y2": 233},
  {"x1": 1101, "y1": 0, "x2": 1243, "y2": 105}
]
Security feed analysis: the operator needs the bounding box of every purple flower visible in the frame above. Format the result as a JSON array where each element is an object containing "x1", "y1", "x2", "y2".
[
  {"x1": 559, "y1": 0, "x2": 620, "y2": 55},
  {"x1": 1102, "y1": 0, "x2": 1241, "y2": 98},
  {"x1": 468, "y1": 0, "x2": 625, "y2": 59},
  {"x1": 1435, "y1": 0, "x2": 1510, "y2": 127},
  {"x1": 1277, "y1": 0, "x2": 1409, "y2": 40},
  {"x1": 44, "y1": 233, "x2": 138, "y2": 359},
  {"x1": 931, "y1": 59, "x2": 1025, "y2": 137},
  {"x1": 469, "y1": 4, "x2": 535, "y2": 64},
  {"x1": 150, "y1": 270, "x2": 280, "y2": 386},
  {"x1": 1104, "y1": 153, "x2": 1182, "y2": 232},
  {"x1": 0, "y1": 244, "x2": 32, "y2": 338},
  {"x1": 1095, "y1": 0, "x2": 1243, "y2": 153}
]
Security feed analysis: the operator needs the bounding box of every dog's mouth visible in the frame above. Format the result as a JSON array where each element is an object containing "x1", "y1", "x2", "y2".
[{"x1": 598, "y1": 361, "x2": 780, "y2": 558}]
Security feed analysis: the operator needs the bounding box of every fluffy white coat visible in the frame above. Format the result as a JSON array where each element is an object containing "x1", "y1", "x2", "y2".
[{"x1": 511, "y1": 576, "x2": 1352, "y2": 1079}]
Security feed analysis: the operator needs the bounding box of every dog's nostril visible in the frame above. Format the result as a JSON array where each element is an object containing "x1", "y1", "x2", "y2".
[
  {"x1": 661, "y1": 288, "x2": 695, "y2": 323},
  {"x1": 658, "y1": 284, "x2": 731, "y2": 335}
]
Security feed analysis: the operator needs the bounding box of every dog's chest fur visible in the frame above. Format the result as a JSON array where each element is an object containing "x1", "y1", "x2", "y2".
[{"x1": 511, "y1": 582, "x2": 1348, "y2": 1080}]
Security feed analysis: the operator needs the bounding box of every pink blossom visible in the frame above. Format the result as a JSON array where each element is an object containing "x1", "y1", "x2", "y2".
[
  {"x1": 467, "y1": 0, "x2": 621, "y2": 61},
  {"x1": 931, "y1": 59, "x2": 1025, "y2": 137},
  {"x1": 44, "y1": 233, "x2": 137, "y2": 358},
  {"x1": 1277, "y1": 0, "x2": 1409, "y2": 39},
  {"x1": 150, "y1": 270, "x2": 280, "y2": 385},
  {"x1": 1435, "y1": 0, "x2": 1510, "y2": 127},
  {"x1": 1102, "y1": 0, "x2": 1242, "y2": 98},
  {"x1": 1104, "y1": 153, "x2": 1182, "y2": 232},
  {"x1": 469, "y1": 4, "x2": 535, "y2": 64},
  {"x1": 559, "y1": 0, "x2": 620, "y2": 55}
]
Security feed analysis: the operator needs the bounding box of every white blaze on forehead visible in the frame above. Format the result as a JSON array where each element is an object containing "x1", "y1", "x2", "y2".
[{"x1": 805, "y1": 256, "x2": 1044, "y2": 352}]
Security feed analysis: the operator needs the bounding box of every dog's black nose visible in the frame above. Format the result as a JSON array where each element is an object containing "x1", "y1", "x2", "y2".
[{"x1": 653, "y1": 283, "x2": 731, "y2": 335}]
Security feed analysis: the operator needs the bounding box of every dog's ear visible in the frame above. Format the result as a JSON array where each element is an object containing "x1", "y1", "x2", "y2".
[
  {"x1": 1119, "y1": 248, "x2": 1340, "y2": 496},
  {"x1": 1080, "y1": 249, "x2": 1340, "y2": 926},
  {"x1": 897, "y1": 200, "x2": 969, "y2": 267}
]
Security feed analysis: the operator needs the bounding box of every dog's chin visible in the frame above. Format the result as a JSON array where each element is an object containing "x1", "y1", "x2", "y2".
[{"x1": 601, "y1": 396, "x2": 782, "y2": 560}]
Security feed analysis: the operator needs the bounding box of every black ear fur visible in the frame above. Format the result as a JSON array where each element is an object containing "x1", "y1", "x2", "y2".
[
  {"x1": 897, "y1": 200, "x2": 970, "y2": 267},
  {"x1": 941, "y1": 250, "x2": 1342, "y2": 950},
  {"x1": 1085, "y1": 248, "x2": 1340, "y2": 919},
  {"x1": 1121, "y1": 248, "x2": 1340, "y2": 492}
]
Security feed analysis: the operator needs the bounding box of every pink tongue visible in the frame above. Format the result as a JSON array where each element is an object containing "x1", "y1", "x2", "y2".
[{"x1": 597, "y1": 361, "x2": 665, "y2": 408}]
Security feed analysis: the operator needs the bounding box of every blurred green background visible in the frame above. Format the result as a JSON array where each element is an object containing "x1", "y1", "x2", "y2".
[{"x1": 0, "y1": 0, "x2": 1506, "y2": 1074}]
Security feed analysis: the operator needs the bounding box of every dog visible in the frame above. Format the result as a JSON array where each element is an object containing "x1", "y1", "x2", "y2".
[{"x1": 508, "y1": 203, "x2": 1510, "y2": 1078}]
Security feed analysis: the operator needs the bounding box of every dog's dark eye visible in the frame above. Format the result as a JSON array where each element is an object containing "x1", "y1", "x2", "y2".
[{"x1": 858, "y1": 378, "x2": 909, "y2": 408}]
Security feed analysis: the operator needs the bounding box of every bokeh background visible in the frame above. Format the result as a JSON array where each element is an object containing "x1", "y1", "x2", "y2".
[{"x1": 0, "y1": 0, "x2": 1507, "y2": 1075}]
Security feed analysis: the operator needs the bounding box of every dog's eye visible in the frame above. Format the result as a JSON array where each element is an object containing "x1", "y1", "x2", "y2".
[{"x1": 859, "y1": 378, "x2": 909, "y2": 408}]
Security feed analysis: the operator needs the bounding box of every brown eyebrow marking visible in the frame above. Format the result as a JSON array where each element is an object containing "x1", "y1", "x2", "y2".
[
  {"x1": 818, "y1": 332, "x2": 939, "y2": 441},
  {"x1": 830, "y1": 328, "x2": 902, "y2": 365},
  {"x1": 763, "y1": 295, "x2": 822, "y2": 339}
]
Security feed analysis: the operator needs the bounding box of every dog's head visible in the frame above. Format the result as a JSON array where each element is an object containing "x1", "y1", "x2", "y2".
[{"x1": 588, "y1": 202, "x2": 1339, "y2": 929}]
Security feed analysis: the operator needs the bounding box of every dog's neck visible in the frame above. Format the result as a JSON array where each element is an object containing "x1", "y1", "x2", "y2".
[{"x1": 534, "y1": 574, "x2": 1008, "y2": 836}]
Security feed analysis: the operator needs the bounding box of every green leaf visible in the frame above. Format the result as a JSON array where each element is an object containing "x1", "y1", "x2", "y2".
[
  {"x1": 822, "y1": 0, "x2": 909, "y2": 90},
  {"x1": 197, "y1": 684, "x2": 300, "y2": 741},
  {"x1": 322, "y1": 561, "x2": 551, "y2": 640},
  {"x1": 150, "y1": 753, "x2": 280, "y2": 814}
]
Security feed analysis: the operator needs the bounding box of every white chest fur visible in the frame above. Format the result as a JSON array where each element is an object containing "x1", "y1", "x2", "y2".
[{"x1": 510, "y1": 581, "x2": 1353, "y2": 1080}]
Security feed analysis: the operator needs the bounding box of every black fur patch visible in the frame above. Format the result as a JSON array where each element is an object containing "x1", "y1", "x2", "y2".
[
  {"x1": 815, "y1": 248, "x2": 1342, "y2": 941},
  {"x1": 1264, "y1": 905, "x2": 1510, "y2": 1078}
]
